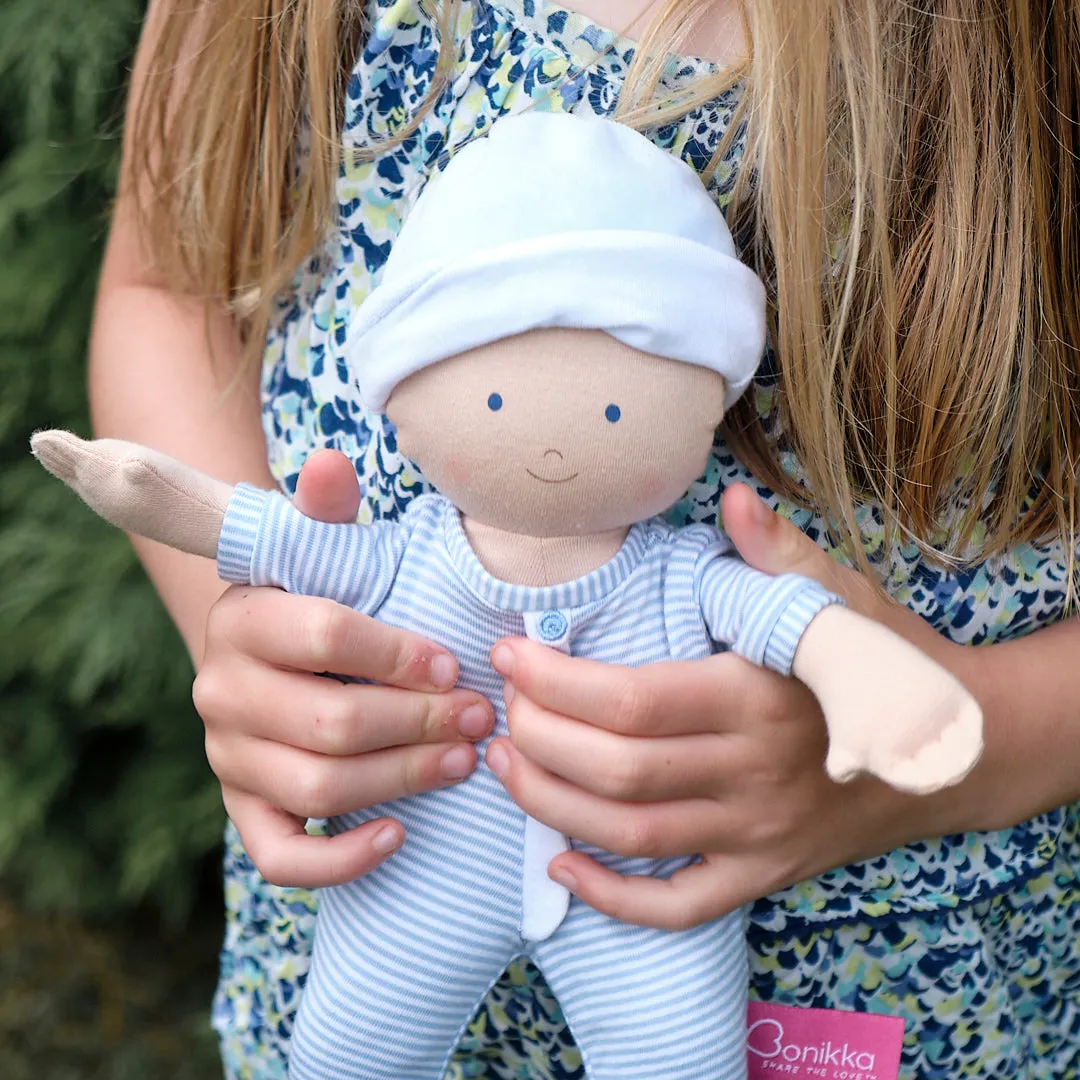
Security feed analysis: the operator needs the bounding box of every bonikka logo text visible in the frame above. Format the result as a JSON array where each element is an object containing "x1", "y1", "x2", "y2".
[
  {"x1": 748, "y1": 1018, "x2": 876, "y2": 1075},
  {"x1": 746, "y1": 1003, "x2": 904, "y2": 1080}
]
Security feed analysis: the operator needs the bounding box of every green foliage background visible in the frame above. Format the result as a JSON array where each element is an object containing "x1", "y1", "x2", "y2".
[{"x1": 0, "y1": 0, "x2": 226, "y2": 927}]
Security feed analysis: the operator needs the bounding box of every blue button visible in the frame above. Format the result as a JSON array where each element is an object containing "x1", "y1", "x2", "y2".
[{"x1": 538, "y1": 610, "x2": 568, "y2": 641}]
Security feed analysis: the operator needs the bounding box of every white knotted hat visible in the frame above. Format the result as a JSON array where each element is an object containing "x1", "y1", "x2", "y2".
[{"x1": 348, "y1": 112, "x2": 767, "y2": 412}]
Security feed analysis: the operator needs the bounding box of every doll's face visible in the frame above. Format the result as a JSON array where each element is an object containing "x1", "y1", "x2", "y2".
[{"x1": 386, "y1": 328, "x2": 727, "y2": 536}]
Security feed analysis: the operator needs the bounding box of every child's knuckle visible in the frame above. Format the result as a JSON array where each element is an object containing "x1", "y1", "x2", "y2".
[
  {"x1": 616, "y1": 812, "x2": 658, "y2": 857},
  {"x1": 302, "y1": 601, "x2": 352, "y2": 668},
  {"x1": 611, "y1": 677, "x2": 653, "y2": 734},
  {"x1": 745, "y1": 808, "x2": 791, "y2": 847},
  {"x1": 669, "y1": 896, "x2": 711, "y2": 932},
  {"x1": 385, "y1": 634, "x2": 422, "y2": 688},
  {"x1": 292, "y1": 762, "x2": 337, "y2": 818},
  {"x1": 399, "y1": 747, "x2": 439, "y2": 797},
  {"x1": 191, "y1": 666, "x2": 228, "y2": 721},
  {"x1": 602, "y1": 746, "x2": 647, "y2": 799},
  {"x1": 310, "y1": 687, "x2": 356, "y2": 755},
  {"x1": 250, "y1": 846, "x2": 293, "y2": 888}
]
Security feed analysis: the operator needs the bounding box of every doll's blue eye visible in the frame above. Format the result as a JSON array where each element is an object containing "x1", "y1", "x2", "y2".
[
  {"x1": 488, "y1": 393, "x2": 503, "y2": 412},
  {"x1": 605, "y1": 404, "x2": 621, "y2": 423}
]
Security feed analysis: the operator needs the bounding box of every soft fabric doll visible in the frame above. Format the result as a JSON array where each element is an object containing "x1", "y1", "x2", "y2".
[{"x1": 33, "y1": 114, "x2": 982, "y2": 1080}]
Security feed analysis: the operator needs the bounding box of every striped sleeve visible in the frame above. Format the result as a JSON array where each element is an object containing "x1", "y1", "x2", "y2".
[
  {"x1": 695, "y1": 552, "x2": 842, "y2": 676},
  {"x1": 216, "y1": 483, "x2": 406, "y2": 614}
]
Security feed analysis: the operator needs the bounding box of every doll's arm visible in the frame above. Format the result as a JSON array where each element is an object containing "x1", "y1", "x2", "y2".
[
  {"x1": 217, "y1": 483, "x2": 404, "y2": 612},
  {"x1": 790, "y1": 604, "x2": 982, "y2": 793},
  {"x1": 31, "y1": 430, "x2": 232, "y2": 558},
  {"x1": 32, "y1": 430, "x2": 404, "y2": 612},
  {"x1": 696, "y1": 551, "x2": 983, "y2": 794}
]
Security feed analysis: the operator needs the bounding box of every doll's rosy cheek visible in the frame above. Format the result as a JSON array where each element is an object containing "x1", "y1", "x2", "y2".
[
  {"x1": 639, "y1": 474, "x2": 663, "y2": 500},
  {"x1": 638, "y1": 471, "x2": 676, "y2": 505},
  {"x1": 445, "y1": 452, "x2": 471, "y2": 486}
]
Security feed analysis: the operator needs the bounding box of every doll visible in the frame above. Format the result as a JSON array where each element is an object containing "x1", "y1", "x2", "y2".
[{"x1": 33, "y1": 114, "x2": 982, "y2": 1080}]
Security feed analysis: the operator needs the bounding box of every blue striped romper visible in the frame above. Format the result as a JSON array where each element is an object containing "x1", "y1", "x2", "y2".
[
  {"x1": 217, "y1": 484, "x2": 836, "y2": 1079},
  {"x1": 211, "y1": 0, "x2": 1080, "y2": 1076}
]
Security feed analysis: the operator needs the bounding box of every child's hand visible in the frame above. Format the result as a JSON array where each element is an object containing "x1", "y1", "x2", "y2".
[
  {"x1": 484, "y1": 484, "x2": 982, "y2": 930},
  {"x1": 196, "y1": 451, "x2": 495, "y2": 889}
]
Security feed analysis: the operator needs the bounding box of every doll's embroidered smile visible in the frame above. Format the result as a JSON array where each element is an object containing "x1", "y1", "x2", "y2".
[
  {"x1": 526, "y1": 468, "x2": 579, "y2": 484},
  {"x1": 527, "y1": 449, "x2": 578, "y2": 484}
]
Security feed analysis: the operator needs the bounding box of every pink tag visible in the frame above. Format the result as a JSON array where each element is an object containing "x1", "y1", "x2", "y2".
[{"x1": 747, "y1": 1002, "x2": 904, "y2": 1080}]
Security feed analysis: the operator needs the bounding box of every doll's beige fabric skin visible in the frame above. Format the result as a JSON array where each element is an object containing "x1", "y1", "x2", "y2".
[
  {"x1": 792, "y1": 605, "x2": 983, "y2": 794},
  {"x1": 31, "y1": 430, "x2": 230, "y2": 558},
  {"x1": 386, "y1": 329, "x2": 727, "y2": 585},
  {"x1": 31, "y1": 327, "x2": 982, "y2": 794}
]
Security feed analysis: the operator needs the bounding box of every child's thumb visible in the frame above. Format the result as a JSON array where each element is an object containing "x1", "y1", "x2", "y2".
[
  {"x1": 721, "y1": 483, "x2": 955, "y2": 656},
  {"x1": 721, "y1": 483, "x2": 852, "y2": 598},
  {"x1": 294, "y1": 449, "x2": 362, "y2": 524}
]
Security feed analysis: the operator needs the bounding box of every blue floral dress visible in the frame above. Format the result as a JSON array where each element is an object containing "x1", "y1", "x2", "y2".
[{"x1": 211, "y1": 0, "x2": 1080, "y2": 1076}]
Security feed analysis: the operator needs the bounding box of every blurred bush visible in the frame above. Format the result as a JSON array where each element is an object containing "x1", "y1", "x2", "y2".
[
  {"x1": 0, "y1": 895, "x2": 222, "y2": 1078},
  {"x1": 0, "y1": 0, "x2": 226, "y2": 926}
]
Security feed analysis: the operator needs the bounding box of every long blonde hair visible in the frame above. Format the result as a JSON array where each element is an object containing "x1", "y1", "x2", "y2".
[{"x1": 133, "y1": 0, "x2": 1080, "y2": 575}]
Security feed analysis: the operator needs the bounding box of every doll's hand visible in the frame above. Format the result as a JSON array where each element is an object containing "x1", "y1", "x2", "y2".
[
  {"x1": 484, "y1": 484, "x2": 981, "y2": 930},
  {"x1": 197, "y1": 451, "x2": 495, "y2": 889}
]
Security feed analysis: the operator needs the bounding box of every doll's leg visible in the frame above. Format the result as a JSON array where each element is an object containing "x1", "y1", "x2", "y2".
[
  {"x1": 531, "y1": 900, "x2": 749, "y2": 1080},
  {"x1": 287, "y1": 874, "x2": 521, "y2": 1080}
]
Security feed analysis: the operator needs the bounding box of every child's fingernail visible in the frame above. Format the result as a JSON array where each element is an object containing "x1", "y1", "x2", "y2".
[
  {"x1": 430, "y1": 653, "x2": 456, "y2": 689},
  {"x1": 458, "y1": 703, "x2": 492, "y2": 739},
  {"x1": 486, "y1": 742, "x2": 510, "y2": 780},
  {"x1": 440, "y1": 745, "x2": 474, "y2": 780},
  {"x1": 550, "y1": 866, "x2": 577, "y2": 892},
  {"x1": 373, "y1": 825, "x2": 403, "y2": 855},
  {"x1": 491, "y1": 644, "x2": 514, "y2": 677},
  {"x1": 503, "y1": 681, "x2": 515, "y2": 706}
]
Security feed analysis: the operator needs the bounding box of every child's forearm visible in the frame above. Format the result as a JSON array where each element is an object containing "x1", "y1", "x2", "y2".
[
  {"x1": 84, "y1": 1, "x2": 273, "y2": 666},
  {"x1": 939, "y1": 617, "x2": 1080, "y2": 832},
  {"x1": 89, "y1": 278, "x2": 273, "y2": 666}
]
